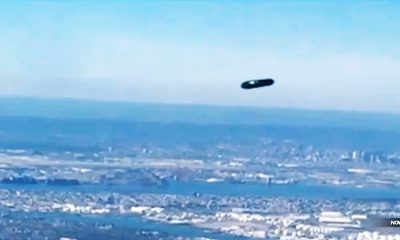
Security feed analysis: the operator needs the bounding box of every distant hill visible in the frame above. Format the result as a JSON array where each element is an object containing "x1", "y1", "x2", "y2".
[
  {"x1": 0, "y1": 97, "x2": 399, "y2": 152},
  {"x1": 0, "y1": 96, "x2": 399, "y2": 131}
]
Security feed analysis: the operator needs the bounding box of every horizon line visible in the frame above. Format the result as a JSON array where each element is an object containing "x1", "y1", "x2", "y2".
[{"x1": 0, "y1": 94, "x2": 399, "y2": 116}]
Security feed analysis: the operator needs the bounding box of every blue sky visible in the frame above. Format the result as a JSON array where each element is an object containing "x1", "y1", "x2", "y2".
[{"x1": 0, "y1": 1, "x2": 399, "y2": 112}]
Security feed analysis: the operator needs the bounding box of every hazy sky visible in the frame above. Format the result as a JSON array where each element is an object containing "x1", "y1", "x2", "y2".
[{"x1": 0, "y1": 1, "x2": 399, "y2": 112}]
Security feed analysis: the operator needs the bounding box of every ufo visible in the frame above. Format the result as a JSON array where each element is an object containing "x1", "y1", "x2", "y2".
[{"x1": 241, "y1": 78, "x2": 274, "y2": 89}]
